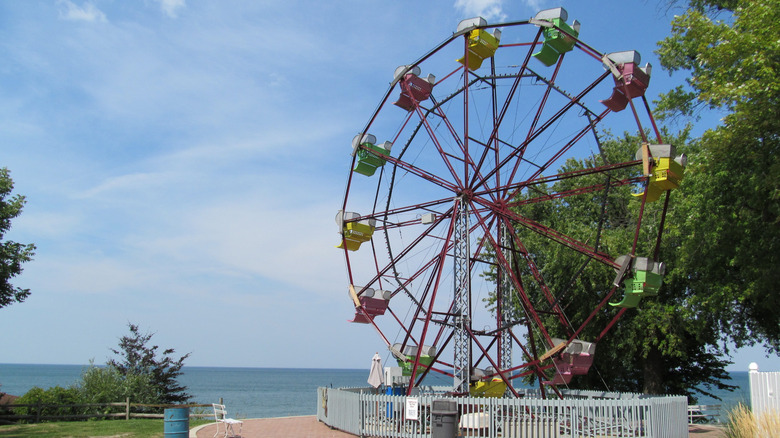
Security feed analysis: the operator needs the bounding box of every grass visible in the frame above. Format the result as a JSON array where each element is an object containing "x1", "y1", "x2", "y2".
[
  {"x1": 0, "y1": 419, "x2": 212, "y2": 437},
  {"x1": 724, "y1": 403, "x2": 780, "y2": 438}
]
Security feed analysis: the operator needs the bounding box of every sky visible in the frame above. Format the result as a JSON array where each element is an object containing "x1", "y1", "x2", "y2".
[{"x1": 0, "y1": 0, "x2": 776, "y2": 374}]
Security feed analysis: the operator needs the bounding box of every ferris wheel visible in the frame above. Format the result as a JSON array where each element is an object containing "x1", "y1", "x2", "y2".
[{"x1": 336, "y1": 8, "x2": 685, "y2": 397}]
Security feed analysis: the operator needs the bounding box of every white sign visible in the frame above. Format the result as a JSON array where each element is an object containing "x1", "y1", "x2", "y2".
[{"x1": 405, "y1": 397, "x2": 419, "y2": 421}]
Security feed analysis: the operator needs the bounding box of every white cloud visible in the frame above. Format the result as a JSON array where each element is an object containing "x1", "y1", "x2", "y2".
[
  {"x1": 153, "y1": 0, "x2": 186, "y2": 18},
  {"x1": 57, "y1": 0, "x2": 107, "y2": 22},
  {"x1": 523, "y1": 0, "x2": 544, "y2": 12},
  {"x1": 453, "y1": 0, "x2": 506, "y2": 22}
]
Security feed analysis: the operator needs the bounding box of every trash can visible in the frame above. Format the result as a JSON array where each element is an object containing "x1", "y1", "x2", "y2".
[
  {"x1": 385, "y1": 386, "x2": 405, "y2": 417},
  {"x1": 163, "y1": 407, "x2": 189, "y2": 438},
  {"x1": 431, "y1": 399, "x2": 459, "y2": 438}
]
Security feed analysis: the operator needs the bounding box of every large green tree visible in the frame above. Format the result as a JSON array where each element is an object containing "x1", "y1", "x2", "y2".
[
  {"x1": 656, "y1": 0, "x2": 780, "y2": 352},
  {"x1": 503, "y1": 131, "x2": 733, "y2": 400},
  {"x1": 0, "y1": 168, "x2": 35, "y2": 309}
]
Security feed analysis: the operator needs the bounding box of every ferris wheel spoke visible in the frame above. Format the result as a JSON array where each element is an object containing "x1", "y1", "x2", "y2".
[
  {"x1": 469, "y1": 203, "x2": 556, "y2": 347},
  {"x1": 474, "y1": 72, "x2": 613, "y2": 195},
  {"x1": 499, "y1": 215, "x2": 572, "y2": 330}
]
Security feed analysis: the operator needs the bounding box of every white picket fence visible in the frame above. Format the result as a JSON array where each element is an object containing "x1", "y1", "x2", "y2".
[
  {"x1": 749, "y1": 363, "x2": 780, "y2": 416},
  {"x1": 317, "y1": 386, "x2": 688, "y2": 438}
]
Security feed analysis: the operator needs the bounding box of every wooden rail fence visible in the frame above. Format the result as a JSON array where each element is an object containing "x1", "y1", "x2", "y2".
[{"x1": 0, "y1": 398, "x2": 215, "y2": 423}]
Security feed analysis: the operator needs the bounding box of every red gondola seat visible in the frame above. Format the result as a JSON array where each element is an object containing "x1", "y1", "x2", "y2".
[
  {"x1": 348, "y1": 288, "x2": 392, "y2": 324},
  {"x1": 600, "y1": 51, "x2": 652, "y2": 112},
  {"x1": 393, "y1": 65, "x2": 436, "y2": 112}
]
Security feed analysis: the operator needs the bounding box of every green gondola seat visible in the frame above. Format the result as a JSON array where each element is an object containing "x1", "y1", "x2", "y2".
[
  {"x1": 610, "y1": 256, "x2": 665, "y2": 308},
  {"x1": 531, "y1": 8, "x2": 580, "y2": 67},
  {"x1": 393, "y1": 344, "x2": 436, "y2": 376},
  {"x1": 351, "y1": 133, "x2": 393, "y2": 177}
]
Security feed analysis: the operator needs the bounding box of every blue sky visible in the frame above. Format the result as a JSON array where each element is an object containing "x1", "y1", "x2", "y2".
[{"x1": 0, "y1": 0, "x2": 775, "y2": 373}]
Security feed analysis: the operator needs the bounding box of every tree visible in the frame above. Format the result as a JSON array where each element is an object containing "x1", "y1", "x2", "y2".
[
  {"x1": 656, "y1": 0, "x2": 780, "y2": 353},
  {"x1": 494, "y1": 131, "x2": 734, "y2": 400},
  {"x1": 0, "y1": 168, "x2": 36, "y2": 309},
  {"x1": 108, "y1": 323, "x2": 191, "y2": 405}
]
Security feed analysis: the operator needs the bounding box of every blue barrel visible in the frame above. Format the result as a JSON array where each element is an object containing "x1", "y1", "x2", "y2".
[
  {"x1": 386, "y1": 386, "x2": 406, "y2": 417},
  {"x1": 163, "y1": 407, "x2": 189, "y2": 438}
]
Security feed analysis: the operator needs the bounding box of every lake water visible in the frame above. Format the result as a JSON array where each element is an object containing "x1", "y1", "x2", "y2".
[{"x1": 0, "y1": 363, "x2": 751, "y2": 419}]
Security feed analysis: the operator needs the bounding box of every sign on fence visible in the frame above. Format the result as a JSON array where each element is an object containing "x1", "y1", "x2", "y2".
[{"x1": 405, "y1": 397, "x2": 419, "y2": 421}]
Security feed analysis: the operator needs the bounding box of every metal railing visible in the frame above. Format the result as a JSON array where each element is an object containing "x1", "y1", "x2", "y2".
[
  {"x1": 687, "y1": 404, "x2": 721, "y2": 424},
  {"x1": 317, "y1": 386, "x2": 688, "y2": 437}
]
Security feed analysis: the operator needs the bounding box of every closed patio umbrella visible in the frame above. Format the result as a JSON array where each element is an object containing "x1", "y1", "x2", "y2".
[{"x1": 367, "y1": 352, "x2": 384, "y2": 389}]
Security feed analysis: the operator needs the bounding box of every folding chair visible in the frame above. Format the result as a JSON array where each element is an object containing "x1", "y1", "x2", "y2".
[{"x1": 212, "y1": 403, "x2": 243, "y2": 438}]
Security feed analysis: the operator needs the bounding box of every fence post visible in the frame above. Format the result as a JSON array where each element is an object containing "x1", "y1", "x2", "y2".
[{"x1": 126, "y1": 397, "x2": 130, "y2": 420}]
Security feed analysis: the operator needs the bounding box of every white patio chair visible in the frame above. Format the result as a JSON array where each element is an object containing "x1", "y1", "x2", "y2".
[{"x1": 212, "y1": 403, "x2": 243, "y2": 438}]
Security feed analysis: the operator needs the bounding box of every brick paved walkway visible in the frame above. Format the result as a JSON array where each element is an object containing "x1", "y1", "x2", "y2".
[
  {"x1": 193, "y1": 416, "x2": 724, "y2": 438},
  {"x1": 193, "y1": 415, "x2": 356, "y2": 438}
]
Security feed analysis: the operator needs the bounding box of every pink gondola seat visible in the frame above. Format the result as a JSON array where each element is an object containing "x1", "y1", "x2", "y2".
[
  {"x1": 348, "y1": 288, "x2": 391, "y2": 324},
  {"x1": 600, "y1": 51, "x2": 652, "y2": 112},
  {"x1": 392, "y1": 65, "x2": 435, "y2": 112},
  {"x1": 544, "y1": 338, "x2": 596, "y2": 386}
]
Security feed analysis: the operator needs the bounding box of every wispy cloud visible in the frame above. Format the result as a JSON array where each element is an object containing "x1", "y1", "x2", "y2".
[
  {"x1": 57, "y1": 0, "x2": 107, "y2": 22},
  {"x1": 453, "y1": 0, "x2": 506, "y2": 22},
  {"x1": 153, "y1": 0, "x2": 186, "y2": 18}
]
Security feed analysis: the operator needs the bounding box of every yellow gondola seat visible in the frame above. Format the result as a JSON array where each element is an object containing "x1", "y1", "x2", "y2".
[
  {"x1": 531, "y1": 8, "x2": 581, "y2": 67},
  {"x1": 632, "y1": 144, "x2": 687, "y2": 202},
  {"x1": 469, "y1": 367, "x2": 507, "y2": 397},
  {"x1": 335, "y1": 210, "x2": 376, "y2": 251},
  {"x1": 393, "y1": 343, "x2": 436, "y2": 376},
  {"x1": 600, "y1": 51, "x2": 652, "y2": 112},
  {"x1": 455, "y1": 17, "x2": 501, "y2": 70},
  {"x1": 351, "y1": 133, "x2": 393, "y2": 177},
  {"x1": 392, "y1": 65, "x2": 436, "y2": 112}
]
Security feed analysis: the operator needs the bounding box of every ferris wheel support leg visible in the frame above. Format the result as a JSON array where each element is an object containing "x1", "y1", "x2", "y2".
[
  {"x1": 498, "y1": 223, "x2": 513, "y2": 393},
  {"x1": 453, "y1": 196, "x2": 471, "y2": 394}
]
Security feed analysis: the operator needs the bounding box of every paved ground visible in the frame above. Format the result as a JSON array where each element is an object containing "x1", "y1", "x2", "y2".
[
  {"x1": 193, "y1": 416, "x2": 355, "y2": 438},
  {"x1": 688, "y1": 424, "x2": 726, "y2": 437},
  {"x1": 194, "y1": 416, "x2": 726, "y2": 438}
]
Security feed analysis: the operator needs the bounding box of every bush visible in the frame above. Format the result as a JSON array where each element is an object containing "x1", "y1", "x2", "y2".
[
  {"x1": 78, "y1": 364, "x2": 159, "y2": 414},
  {"x1": 13, "y1": 386, "x2": 82, "y2": 422}
]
